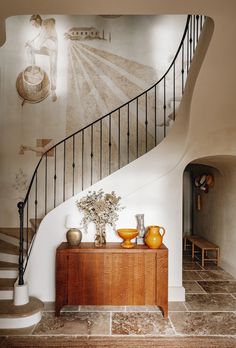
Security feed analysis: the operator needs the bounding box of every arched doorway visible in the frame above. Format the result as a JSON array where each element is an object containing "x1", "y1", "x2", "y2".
[{"x1": 182, "y1": 155, "x2": 236, "y2": 293}]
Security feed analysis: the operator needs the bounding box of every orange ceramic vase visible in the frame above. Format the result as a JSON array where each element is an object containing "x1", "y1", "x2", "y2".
[{"x1": 145, "y1": 225, "x2": 166, "y2": 249}]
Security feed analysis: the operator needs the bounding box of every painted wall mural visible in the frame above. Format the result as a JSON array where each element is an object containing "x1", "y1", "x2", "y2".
[
  {"x1": 16, "y1": 14, "x2": 58, "y2": 104},
  {"x1": 0, "y1": 15, "x2": 186, "y2": 226},
  {"x1": 19, "y1": 139, "x2": 54, "y2": 156},
  {"x1": 12, "y1": 168, "x2": 28, "y2": 201}
]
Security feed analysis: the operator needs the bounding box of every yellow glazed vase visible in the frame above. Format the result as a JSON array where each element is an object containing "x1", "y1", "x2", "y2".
[{"x1": 145, "y1": 225, "x2": 166, "y2": 249}]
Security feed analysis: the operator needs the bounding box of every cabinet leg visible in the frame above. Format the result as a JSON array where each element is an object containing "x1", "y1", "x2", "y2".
[
  {"x1": 55, "y1": 305, "x2": 61, "y2": 317},
  {"x1": 160, "y1": 304, "x2": 168, "y2": 319}
]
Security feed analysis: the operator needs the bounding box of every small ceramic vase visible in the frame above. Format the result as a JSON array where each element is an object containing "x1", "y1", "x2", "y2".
[{"x1": 66, "y1": 228, "x2": 82, "y2": 246}]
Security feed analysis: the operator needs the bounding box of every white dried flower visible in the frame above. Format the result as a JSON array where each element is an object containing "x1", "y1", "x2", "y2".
[{"x1": 76, "y1": 189, "x2": 124, "y2": 231}]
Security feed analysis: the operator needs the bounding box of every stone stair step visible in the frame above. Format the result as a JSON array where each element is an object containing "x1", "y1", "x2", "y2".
[
  {"x1": 0, "y1": 297, "x2": 43, "y2": 328},
  {"x1": 0, "y1": 261, "x2": 18, "y2": 270},
  {"x1": 0, "y1": 227, "x2": 34, "y2": 241},
  {"x1": 0, "y1": 269, "x2": 18, "y2": 279},
  {"x1": 0, "y1": 240, "x2": 19, "y2": 256},
  {"x1": 0, "y1": 290, "x2": 13, "y2": 300},
  {"x1": 0, "y1": 297, "x2": 43, "y2": 318},
  {"x1": 0, "y1": 252, "x2": 18, "y2": 264},
  {"x1": 0, "y1": 278, "x2": 15, "y2": 291}
]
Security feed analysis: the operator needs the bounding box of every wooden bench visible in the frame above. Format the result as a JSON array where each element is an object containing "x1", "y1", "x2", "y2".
[{"x1": 183, "y1": 235, "x2": 220, "y2": 268}]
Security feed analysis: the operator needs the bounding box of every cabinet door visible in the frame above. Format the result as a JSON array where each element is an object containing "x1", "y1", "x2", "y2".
[
  {"x1": 67, "y1": 252, "x2": 105, "y2": 305},
  {"x1": 105, "y1": 252, "x2": 156, "y2": 305}
]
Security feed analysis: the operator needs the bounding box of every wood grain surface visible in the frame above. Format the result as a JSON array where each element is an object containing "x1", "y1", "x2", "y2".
[{"x1": 56, "y1": 242, "x2": 168, "y2": 317}]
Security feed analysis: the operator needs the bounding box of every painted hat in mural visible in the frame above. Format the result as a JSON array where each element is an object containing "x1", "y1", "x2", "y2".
[{"x1": 16, "y1": 65, "x2": 50, "y2": 104}]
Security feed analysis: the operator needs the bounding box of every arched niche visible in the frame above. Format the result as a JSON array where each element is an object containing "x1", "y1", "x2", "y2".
[{"x1": 183, "y1": 155, "x2": 236, "y2": 277}]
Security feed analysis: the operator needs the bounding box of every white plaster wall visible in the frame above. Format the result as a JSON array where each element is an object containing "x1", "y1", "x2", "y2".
[
  {"x1": 183, "y1": 170, "x2": 192, "y2": 235},
  {"x1": 210, "y1": 166, "x2": 236, "y2": 278},
  {"x1": 192, "y1": 159, "x2": 236, "y2": 278}
]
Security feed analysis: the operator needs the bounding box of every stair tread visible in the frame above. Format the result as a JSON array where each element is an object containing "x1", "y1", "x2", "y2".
[
  {"x1": 0, "y1": 297, "x2": 44, "y2": 317},
  {"x1": 0, "y1": 261, "x2": 18, "y2": 270},
  {"x1": 0, "y1": 240, "x2": 19, "y2": 255},
  {"x1": 0, "y1": 278, "x2": 15, "y2": 290},
  {"x1": 0, "y1": 227, "x2": 34, "y2": 240}
]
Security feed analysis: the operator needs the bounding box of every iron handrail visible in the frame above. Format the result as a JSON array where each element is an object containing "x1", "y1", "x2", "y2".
[{"x1": 21, "y1": 15, "x2": 191, "y2": 207}]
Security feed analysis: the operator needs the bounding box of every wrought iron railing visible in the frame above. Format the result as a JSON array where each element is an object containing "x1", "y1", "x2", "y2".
[{"x1": 17, "y1": 15, "x2": 204, "y2": 285}]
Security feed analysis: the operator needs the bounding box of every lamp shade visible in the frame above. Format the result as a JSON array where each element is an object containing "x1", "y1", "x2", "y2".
[{"x1": 65, "y1": 214, "x2": 81, "y2": 229}]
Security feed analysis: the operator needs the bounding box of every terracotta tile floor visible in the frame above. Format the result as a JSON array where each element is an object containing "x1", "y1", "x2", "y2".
[{"x1": 1, "y1": 250, "x2": 236, "y2": 338}]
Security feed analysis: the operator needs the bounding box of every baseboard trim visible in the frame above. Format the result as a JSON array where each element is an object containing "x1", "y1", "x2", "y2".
[
  {"x1": 220, "y1": 260, "x2": 236, "y2": 278},
  {"x1": 168, "y1": 286, "x2": 185, "y2": 301}
]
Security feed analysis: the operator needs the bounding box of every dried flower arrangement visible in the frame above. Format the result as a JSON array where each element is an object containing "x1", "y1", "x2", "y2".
[{"x1": 76, "y1": 189, "x2": 123, "y2": 246}]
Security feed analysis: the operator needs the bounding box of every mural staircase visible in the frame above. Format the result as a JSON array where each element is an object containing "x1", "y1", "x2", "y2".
[{"x1": 0, "y1": 15, "x2": 205, "y2": 329}]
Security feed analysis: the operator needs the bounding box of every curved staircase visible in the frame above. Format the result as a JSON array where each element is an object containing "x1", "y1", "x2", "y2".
[
  {"x1": 0, "y1": 228, "x2": 24, "y2": 300},
  {"x1": 0, "y1": 224, "x2": 43, "y2": 328},
  {"x1": 0, "y1": 15, "x2": 206, "y2": 329}
]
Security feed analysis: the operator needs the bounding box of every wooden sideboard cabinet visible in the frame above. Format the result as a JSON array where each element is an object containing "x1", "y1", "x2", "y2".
[{"x1": 56, "y1": 242, "x2": 168, "y2": 318}]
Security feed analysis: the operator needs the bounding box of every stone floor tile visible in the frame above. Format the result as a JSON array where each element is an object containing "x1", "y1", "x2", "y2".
[
  {"x1": 185, "y1": 294, "x2": 236, "y2": 311},
  {"x1": 168, "y1": 302, "x2": 187, "y2": 312},
  {"x1": 183, "y1": 255, "x2": 194, "y2": 263},
  {"x1": 80, "y1": 305, "x2": 125, "y2": 312},
  {"x1": 183, "y1": 271, "x2": 203, "y2": 281},
  {"x1": 33, "y1": 311, "x2": 110, "y2": 335},
  {"x1": 198, "y1": 281, "x2": 236, "y2": 294},
  {"x1": 199, "y1": 262, "x2": 222, "y2": 271},
  {"x1": 183, "y1": 253, "x2": 199, "y2": 262},
  {"x1": 199, "y1": 270, "x2": 235, "y2": 281},
  {"x1": 169, "y1": 312, "x2": 236, "y2": 335},
  {"x1": 183, "y1": 257, "x2": 196, "y2": 265},
  {"x1": 125, "y1": 306, "x2": 160, "y2": 312},
  {"x1": 112, "y1": 312, "x2": 174, "y2": 335},
  {"x1": 183, "y1": 281, "x2": 206, "y2": 294},
  {"x1": 183, "y1": 263, "x2": 203, "y2": 271}
]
